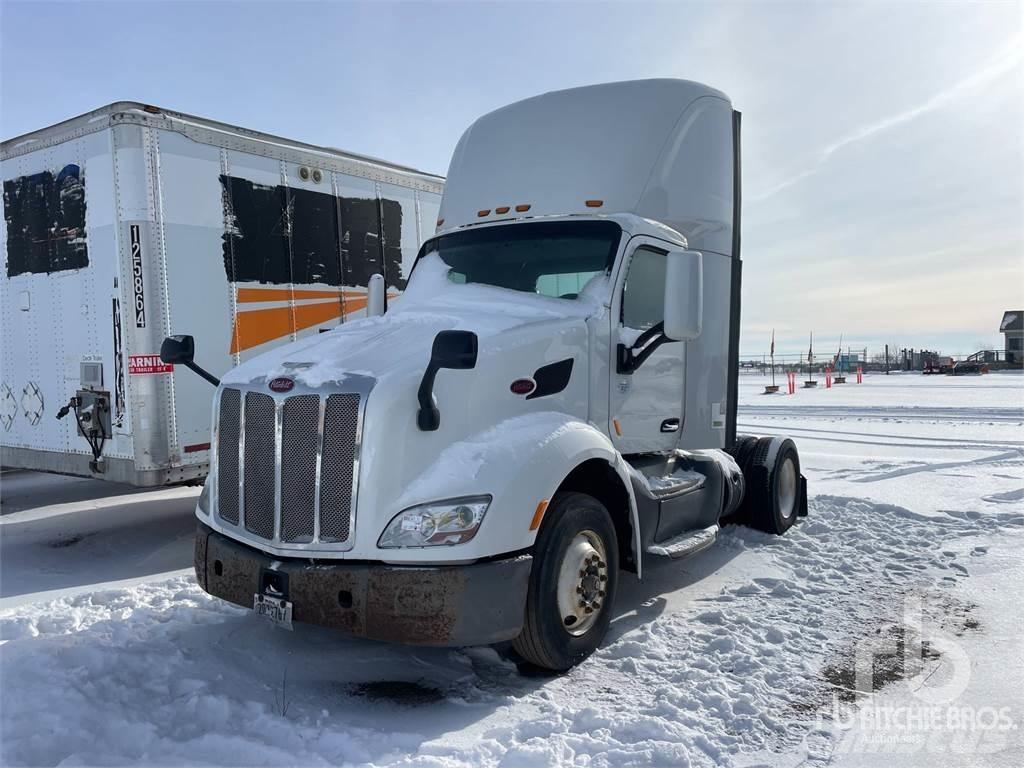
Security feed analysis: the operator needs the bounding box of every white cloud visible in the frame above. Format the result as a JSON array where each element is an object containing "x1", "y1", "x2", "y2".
[{"x1": 749, "y1": 36, "x2": 1023, "y2": 203}]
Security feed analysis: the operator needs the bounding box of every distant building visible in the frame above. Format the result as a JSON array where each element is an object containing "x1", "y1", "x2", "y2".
[{"x1": 1001, "y1": 310, "x2": 1023, "y2": 365}]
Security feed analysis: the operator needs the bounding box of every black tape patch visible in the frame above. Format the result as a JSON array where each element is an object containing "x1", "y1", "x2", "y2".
[
  {"x1": 526, "y1": 358, "x2": 574, "y2": 400},
  {"x1": 219, "y1": 175, "x2": 405, "y2": 289},
  {"x1": 3, "y1": 164, "x2": 88, "y2": 277}
]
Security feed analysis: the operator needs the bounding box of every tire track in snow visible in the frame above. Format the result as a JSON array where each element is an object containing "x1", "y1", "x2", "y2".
[
  {"x1": 739, "y1": 405, "x2": 1024, "y2": 425},
  {"x1": 1, "y1": 501, "x2": 1020, "y2": 767},
  {"x1": 447, "y1": 500, "x2": 1023, "y2": 766}
]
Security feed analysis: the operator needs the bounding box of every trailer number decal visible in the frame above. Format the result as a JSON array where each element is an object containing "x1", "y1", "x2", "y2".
[
  {"x1": 128, "y1": 355, "x2": 173, "y2": 375},
  {"x1": 130, "y1": 224, "x2": 146, "y2": 328}
]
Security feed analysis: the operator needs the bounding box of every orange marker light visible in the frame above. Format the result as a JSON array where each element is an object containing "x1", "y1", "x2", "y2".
[
  {"x1": 529, "y1": 499, "x2": 550, "y2": 531},
  {"x1": 436, "y1": 218, "x2": 444, "y2": 227},
  {"x1": 515, "y1": 204, "x2": 531, "y2": 213},
  {"x1": 477, "y1": 209, "x2": 491, "y2": 217},
  {"x1": 585, "y1": 199, "x2": 603, "y2": 208},
  {"x1": 495, "y1": 206, "x2": 510, "y2": 214},
  {"x1": 613, "y1": 418, "x2": 622, "y2": 436}
]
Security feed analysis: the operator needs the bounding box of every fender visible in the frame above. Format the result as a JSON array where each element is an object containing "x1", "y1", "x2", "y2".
[{"x1": 391, "y1": 412, "x2": 643, "y2": 574}]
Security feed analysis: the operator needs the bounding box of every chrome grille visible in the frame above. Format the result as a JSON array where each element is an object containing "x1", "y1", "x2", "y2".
[
  {"x1": 214, "y1": 383, "x2": 366, "y2": 552},
  {"x1": 243, "y1": 392, "x2": 276, "y2": 540},
  {"x1": 280, "y1": 395, "x2": 320, "y2": 542},
  {"x1": 319, "y1": 394, "x2": 360, "y2": 542},
  {"x1": 217, "y1": 388, "x2": 241, "y2": 524}
]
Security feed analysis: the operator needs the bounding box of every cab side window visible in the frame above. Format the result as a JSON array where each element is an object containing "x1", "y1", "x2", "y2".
[{"x1": 621, "y1": 246, "x2": 666, "y2": 329}]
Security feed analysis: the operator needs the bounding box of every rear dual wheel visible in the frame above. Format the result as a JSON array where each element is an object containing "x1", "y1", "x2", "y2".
[
  {"x1": 734, "y1": 436, "x2": 801, "y2": 534},
  {"x1": 513, "y1": 492, "x2": 619, "y2": 672}
]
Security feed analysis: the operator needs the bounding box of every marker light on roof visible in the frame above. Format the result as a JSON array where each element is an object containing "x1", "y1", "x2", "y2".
[
  {"x1": 585, "y1": 200, "x2": 603, "y2": 208},
  {"x1": 515, "y1": 204, "x2": 531, "y2": 212}
]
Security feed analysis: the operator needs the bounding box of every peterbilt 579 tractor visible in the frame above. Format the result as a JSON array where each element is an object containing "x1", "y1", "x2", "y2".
[{"x1": 163, "y1": 79, "x2": 807, "y2": 671}]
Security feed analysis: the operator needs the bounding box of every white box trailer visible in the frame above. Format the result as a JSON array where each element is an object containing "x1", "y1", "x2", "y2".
[{"x1": 1, "y1": 103, "x2": 444, "y2": 486}]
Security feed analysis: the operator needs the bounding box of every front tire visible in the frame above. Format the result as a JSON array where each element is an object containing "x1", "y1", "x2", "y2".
[{"x1": 513, "y1": 492, "x2": 619, "y2": 671}]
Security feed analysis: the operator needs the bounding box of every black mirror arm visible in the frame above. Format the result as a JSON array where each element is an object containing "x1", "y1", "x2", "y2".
[
  {"x1": 617, "y1": 321, "x2": 667, "y2": 374},
  {"x1": 186, "y1": 362, "x2": 221, "y2": 388},
  {"x1": 417, "y1": 362, "x2": 441, "y2": 431}
]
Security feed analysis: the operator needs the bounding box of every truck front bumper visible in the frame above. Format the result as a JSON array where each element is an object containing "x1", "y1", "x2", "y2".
[{"x1": 195, "y1": 522, "x2": 532, "y2": 646}]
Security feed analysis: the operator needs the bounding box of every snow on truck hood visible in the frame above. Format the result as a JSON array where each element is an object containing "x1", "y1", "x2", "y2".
[{"x1": 222, "y1": 256, "x2": 608, "y2": 389}]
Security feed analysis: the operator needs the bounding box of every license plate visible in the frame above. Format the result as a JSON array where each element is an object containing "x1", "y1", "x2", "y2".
[{"x1": 253, "y1": 593, "x2": 293, "y2": 630}]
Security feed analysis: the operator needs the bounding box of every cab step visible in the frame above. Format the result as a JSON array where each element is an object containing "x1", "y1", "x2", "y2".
[{"x1": 646, "y1": 524, "x2": 719, "y2": 559}]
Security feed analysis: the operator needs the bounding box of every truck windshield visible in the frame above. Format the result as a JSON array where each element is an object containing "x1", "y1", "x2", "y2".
[{"x1": 418, "y1": 220, "x2": 621, "y2": 300}]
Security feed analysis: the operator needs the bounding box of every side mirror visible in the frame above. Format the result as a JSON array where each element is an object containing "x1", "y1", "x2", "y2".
[
  {"x1": 417, "y1": 330, "x2": 478, "y2": 431},
  {"x1": 161, "y1": 334, "x2": 220, "y2": 387},
  {"x1": 430, "y1": 329, "x2": 478, "y2": 370},
  {"x1": 367, "y1": 274, "x2": 386, "y2": 318},
  {"x1": 160, "y1": 334, "x2": 195, "y2": 364},
  {"x1": 663, "y1": 249, "x2": 703, "y2": 341}
]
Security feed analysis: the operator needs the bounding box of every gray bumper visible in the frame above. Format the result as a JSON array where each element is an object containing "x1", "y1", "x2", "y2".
[{"x1": 195, "y1": 522, "x2": 532, "y2": 646}]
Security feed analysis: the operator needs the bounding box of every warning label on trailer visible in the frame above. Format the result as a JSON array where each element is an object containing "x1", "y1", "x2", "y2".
[{"x1": 128, "y1": 355, "x2": 173, "y2": 375}]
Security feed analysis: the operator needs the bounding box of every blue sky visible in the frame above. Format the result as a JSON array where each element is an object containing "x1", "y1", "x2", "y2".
[{"x1": 2, "y1": 0, "x2": 1021, "y2": 356}]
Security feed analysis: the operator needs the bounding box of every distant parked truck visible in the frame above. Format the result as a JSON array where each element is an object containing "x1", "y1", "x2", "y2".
[{"x1": 1, "y1": 103, "x2": 444, "y2": 485}]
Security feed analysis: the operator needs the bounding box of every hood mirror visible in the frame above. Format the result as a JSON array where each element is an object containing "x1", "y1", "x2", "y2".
[
  {"x1": 417, "y1": 330, "x2": 478, "y2": 431},
  {"x1": 160, "y1": 334, "x2": 194, "y2": 364},
  {"x1": 160, "y1": 334, "x2": 220, "y2": 387}
]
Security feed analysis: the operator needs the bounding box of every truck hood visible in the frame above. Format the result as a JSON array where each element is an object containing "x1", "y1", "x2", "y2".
[
  {"x1": 208, "y1": 256, "x2": 605, "y2": 562},
  {"x1": 222, "y1": 257, "x2": 609, "y2": 389}
]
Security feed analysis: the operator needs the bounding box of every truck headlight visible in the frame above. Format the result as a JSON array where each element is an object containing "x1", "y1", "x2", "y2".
[{"x1": 378, "y1": 496, "x2": 491, "y2": 548}]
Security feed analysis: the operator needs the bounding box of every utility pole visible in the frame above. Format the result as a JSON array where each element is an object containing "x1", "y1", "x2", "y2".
[{"x1": 885, "y1": 344, "x2": 890, "y2": 374}]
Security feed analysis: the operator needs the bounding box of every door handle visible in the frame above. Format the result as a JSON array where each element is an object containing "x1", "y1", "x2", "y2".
[{"x1": 660, "y1": 418, "x2": 680, "y2": 433}]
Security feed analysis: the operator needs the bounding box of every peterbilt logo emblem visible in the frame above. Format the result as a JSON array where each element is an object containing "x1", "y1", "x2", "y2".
[
  {"x1": 510, "y1": 378, "x2": 536, "y2": 396},
  {"x1": 268, "y1": 378, "x2": 295, "y2": 393}
]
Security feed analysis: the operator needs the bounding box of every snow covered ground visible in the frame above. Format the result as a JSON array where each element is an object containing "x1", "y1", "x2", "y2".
[{"x1": 1, "y1": 372, "x2": 1021, "y2": 767}]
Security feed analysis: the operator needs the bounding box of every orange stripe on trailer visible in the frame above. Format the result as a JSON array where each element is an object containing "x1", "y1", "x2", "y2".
[
  {"x1": 230, "y1": 300, "x2": 342, "y2": 354},
  {"x1": 529, "y1": 499, "x2": 550, "y2": 531}
]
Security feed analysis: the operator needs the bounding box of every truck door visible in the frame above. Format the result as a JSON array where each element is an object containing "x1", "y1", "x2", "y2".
[{"x1": 609, "y1": 242, "x2": 685, "y2": 454}]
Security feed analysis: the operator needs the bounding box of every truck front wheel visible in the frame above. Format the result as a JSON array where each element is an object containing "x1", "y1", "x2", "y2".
[{"x1": 513, "y1": 492, "x2": 619, "y2": 672}]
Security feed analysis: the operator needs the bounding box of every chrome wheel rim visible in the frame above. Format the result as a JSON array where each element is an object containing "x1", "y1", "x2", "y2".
[
  {"x1": 556, "y1": 529, "x2": 608, "y2": 636},
  {"x1": 777, "y1": 456, "x2": 797, "y2": 521}
]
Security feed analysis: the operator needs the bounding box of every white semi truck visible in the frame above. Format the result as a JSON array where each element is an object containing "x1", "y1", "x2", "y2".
[
  {"x1": 0, "y1": 103, "x2": 443, "y2": 485},
  {"x1": 165, "y1": 79, "x2": 807, "y2": 670}
]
